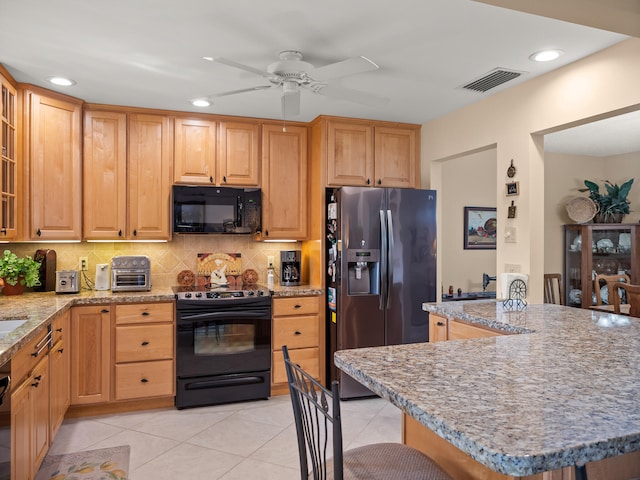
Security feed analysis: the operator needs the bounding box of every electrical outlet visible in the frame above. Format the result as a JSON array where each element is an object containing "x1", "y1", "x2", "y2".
[
  {"x1": 504, "y1": 263, "x2": 521, "y2": 273},
  {"x1": 79, "y1": 256, "x2": 88, "y2": 271},
  {"x1": 267, "y1": 255, "x2": 275, "y2": 268}
]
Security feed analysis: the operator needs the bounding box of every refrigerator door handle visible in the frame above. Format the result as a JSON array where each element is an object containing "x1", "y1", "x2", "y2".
[
  {"x1": 386, "y1": 209, "x2": 394, "y2": 310},
  {"x1": 380, "y1": 209, "x2": 388, "y2": 311}
]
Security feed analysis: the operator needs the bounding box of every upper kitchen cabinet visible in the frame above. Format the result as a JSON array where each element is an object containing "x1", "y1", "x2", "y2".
[
  {"x1": 315, "y1": 116, "x2": 420, "y2": 188},
  {"x1": 173, "y1": 117, "x2": 260, "y2": 186},
  {"x1": 261, "y1": 123, "x2": 308, "y2": 240},
  {"x1": 23, "y1": 87, "x2": 82, "y2": 240},
  {"x1": 83, "y1": 108, "x2": 172, "y2": 240},
  {"x1": 0, "y1": 69, "x2": 17, "y2": 239}
]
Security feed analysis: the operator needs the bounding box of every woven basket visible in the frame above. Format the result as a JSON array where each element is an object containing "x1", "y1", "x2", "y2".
[{"x1": 566, "y1": 197, "x2": 598, "y2": 223}]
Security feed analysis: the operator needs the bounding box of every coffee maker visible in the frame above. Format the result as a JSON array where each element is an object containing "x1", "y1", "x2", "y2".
[{"x1": 280, "y1": 250, "x2": 301, "y2": 286}]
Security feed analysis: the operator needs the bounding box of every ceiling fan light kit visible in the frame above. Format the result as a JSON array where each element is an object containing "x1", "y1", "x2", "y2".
[{"x1": 203, "y1": 50, "x2": 388, "y2": 119}]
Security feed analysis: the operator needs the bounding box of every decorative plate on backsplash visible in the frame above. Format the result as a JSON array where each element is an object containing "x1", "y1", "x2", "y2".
[{"x1": 242, "y1": 268, "x2": 259, "y2": 285}]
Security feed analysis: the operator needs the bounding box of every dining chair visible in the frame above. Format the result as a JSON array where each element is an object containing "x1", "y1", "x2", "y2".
[
  {"x1": 543, "y1": 273, "x2": 563, "y2": 305},
  {"x1": 282, "y1": 345, "x2": 452, "y2": 480},
  {"x1": 611, "y1": 282, "x2": 640, "y2": 317},
  {"x1": 593, "y1": 273, "x2": 630, "y2": 305}
]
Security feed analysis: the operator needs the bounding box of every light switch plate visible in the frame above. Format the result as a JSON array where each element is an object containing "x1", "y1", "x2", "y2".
[
  {"x1": 505, "y1": 226, "x2": 517, "y2": 243},
  {"x1": 505, "y1": 263, "x2": 521, "y2": 273}
]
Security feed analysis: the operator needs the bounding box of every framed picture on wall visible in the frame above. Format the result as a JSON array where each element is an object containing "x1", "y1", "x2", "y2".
[
  {"x1": 464, "y1": 207, "x2": 497, "y2": 250},
  {"x1": 506, "y1": 181, "x2": 519, "y2": 196}
]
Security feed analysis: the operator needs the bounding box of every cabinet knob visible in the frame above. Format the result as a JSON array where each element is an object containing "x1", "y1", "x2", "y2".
[
  {"x1": 366, "y1": 179, "x2": 371, "y2": 185},
  {"x1": 265, "y1": 229, "x2": 269, "y2": 237},
  {"x1": 36, "y1": 228, "x2": 42, "y2": 237},
  {"x1": 294, "y1": 304, "x2": 301, "y2": 309},
  {"x1": 209, "y1": 176, "x2": 213, "y2": 183},
  {"x1": 140, "y1": 378, "x2": 149, "y2": 383},
  {"x1": 141, "y1": 341, "x2": 149, "y2": 346},
  {"x1": 223, "y1": 175, "x2": 227, "y2": 183},
  {"x1": 294, "y1": 331, "x2": 302, "y2": 335},
  {"x1": 101, "y1": 308, "x2": 110, "y2": 314},
  {"x1": 0, "y1": 228, "x2": 6, "y2": 235},
  {"x1": 141, "y1": 311, "x2": 150, "y2": 316},
  {"x1": 118, "y1": 229, "x2": 123, "y2": 237},
  {"x1": 56, "y1": 327, "x2": 63, "y2": 332},
  {"x1": 32, "y1": 381, "x2": 40, "y2": 388},
  {"x1": 58, "y1": 348, "x2": 64, "y2": 354},
  {"x1": 34, "y1": 375, "x2": 42, "y2": 381},
  {"x1": 133, "y1": 229, "x2": 137, "y2": 236},
  {"x1": 377, "y1": 179, "x2": 382, "y2": 185},
  {"x1": 437, "y1": 321, "x2": 445, "y2": 326}
]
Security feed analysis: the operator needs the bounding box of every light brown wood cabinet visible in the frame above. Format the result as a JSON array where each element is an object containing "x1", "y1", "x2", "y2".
[
  {"x1": 261, "y1": 123, "x2": 308, "y2": 240},
  {"x1": 114, "y1": 302, "x2": 174, "y2": 401},
  {"x1": 218, "y1": 120, "x2": 260, "y2": 186},
  {"x1": 0, "y1": 69, "x2": 18, "y2": 239},
  {"x1": 320, "y1": 117, "x2": 419, "y2": 188},
  {"x1": 49, "y1": 310, "x2": 70, "y2": 440},
  {"x1": 429, "y1": 313, "x2": 504, "y2": 342},
  {"x1": 83, "y1": 109, "x2": 172, "y2": 240},
  {"x1": 173, "y1": 117, "x2": 217, "y2": 184},
  {"x1": 428, "y1": 314, "x2": 448, "y2": 342},
  {"x1": 70, "y1": 305, "x2": 112, "y2": 405},
  {"x1": 23, "y1": 87, "x2": 82, "y2": 240},
  {"x1": 271, "y1": 295, "x2": 322, "y2": 395},
  {"x1": 11, "y1": 326, "x2": 51, "y2": 480}
]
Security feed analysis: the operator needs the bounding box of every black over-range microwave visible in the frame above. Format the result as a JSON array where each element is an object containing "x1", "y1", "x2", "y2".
[{"x1": 172, "y1": 185, "x2": 261, "y2": 234}]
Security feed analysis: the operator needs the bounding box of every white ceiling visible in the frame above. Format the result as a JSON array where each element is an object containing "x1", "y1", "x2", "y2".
[{"x1": 0, "y1": 0, "x2": 632, "y2": 153}]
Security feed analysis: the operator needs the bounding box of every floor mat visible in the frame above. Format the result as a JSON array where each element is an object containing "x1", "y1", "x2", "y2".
[{"x1": 35, "y1": 445, "x2": 130, "y2": 480}]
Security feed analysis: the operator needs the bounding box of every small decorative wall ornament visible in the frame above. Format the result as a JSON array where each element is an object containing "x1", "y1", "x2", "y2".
[
  {"x1": 507, "y1": 159, "x2": 516, "y2": 178},
  {"x1": 508, "y1": 201, "x2": 516, "y2": 219},
  {"x1": 506, "y1": 181, "x2": 519, "y2": 196}
]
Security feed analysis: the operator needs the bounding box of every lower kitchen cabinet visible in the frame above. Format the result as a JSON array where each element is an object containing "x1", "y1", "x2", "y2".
[
  {"x1": 271, "y1": 295, "x2": 322, "y2": 395},
  {"x1": 49, "y1": 310, "x2": 70, "y2": 439},
  {"x1": 429, "y1": 313, "x2": 503, "y2": 342}
]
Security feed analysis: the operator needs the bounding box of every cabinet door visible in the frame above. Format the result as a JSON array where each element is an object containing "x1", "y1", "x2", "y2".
[
  {"x1": 218, "y1": 120, "x2": 260, "y2": 186},
  {"x1": 429, "y1": 314, "x2": 448, "y2": 342},
  {"x1": 128, "y1": 113, "x2": 172, "y2": 240},
  {"x1": 26, "y1": 90, "x2": 82, "y2": 240},
  {"x1": 326, "y1": 120, "x2": 373, "y2": 186},
  {"x1": 173, "y1": 117, "x2": 217, "y2": 184},
  {"x1": 31, "y1": 356, "x2": 50, "y2": 470},
  {"x1": 261, "y1": 124, "x2": 308, "y2": 240},
  {"x1": 71, "y1": 305, "x2": 111, "y2": 405},
  {"x1": 11, "y1": 378, "x2": 32, "y2": 480},
  {"x1": 1, "y1": 74, "x2": 18, "y2": 239},
  {"x1": 83, "y1": 110, "x2": 128, "y2": 239},
  {"x1": 374, "y1": 126, "x2": 417, "y2": 188}
]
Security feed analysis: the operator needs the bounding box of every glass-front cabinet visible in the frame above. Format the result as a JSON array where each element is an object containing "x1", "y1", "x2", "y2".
[
  {"x1": 564, "y1": 224, "x2": 639, "y2": 308},
  {"x1": 1, "y1": 72, "x2": 17, "y2": 239}
]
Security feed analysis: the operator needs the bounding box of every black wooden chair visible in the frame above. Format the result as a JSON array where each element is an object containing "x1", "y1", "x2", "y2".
[{"x1": 282, "y1": 345, "x2": 452, "y2": 480}]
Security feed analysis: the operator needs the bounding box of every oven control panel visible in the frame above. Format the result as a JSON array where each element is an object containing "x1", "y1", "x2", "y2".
[{"x1": 174, "y1": 288, "x2": 271, "y2": 301}]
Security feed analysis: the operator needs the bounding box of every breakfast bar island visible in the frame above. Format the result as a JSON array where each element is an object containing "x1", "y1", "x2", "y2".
[{"x1": 334, "y1": 301, "x2": 640, "y2": 480}]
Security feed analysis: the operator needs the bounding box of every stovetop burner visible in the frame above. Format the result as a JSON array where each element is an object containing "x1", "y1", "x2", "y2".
[{"x1": 173, "y1": 284, "x2": 271, "y2": 301}]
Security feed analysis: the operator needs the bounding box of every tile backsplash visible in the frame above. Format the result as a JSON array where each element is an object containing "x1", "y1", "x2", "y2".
[{"x1": 5, "y1": 236, "x2": 299, "y2": 288}]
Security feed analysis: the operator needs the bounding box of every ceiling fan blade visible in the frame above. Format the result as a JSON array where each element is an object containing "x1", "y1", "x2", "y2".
[
  {"x1": 314, "y1": 85, "x2": 389, "y2": 107},
  {"x1": 205, "y1": 56, "x2": 277, "y2": 80},
  {"x1": 208, "y1": 85, "x2": 274, "y2": 98},
  {"x1": 311, "y1": 56, "x2": 379, "y2": 81},
  {"x1": 281, "y1": 89, "x2": 300, "y2": 117}
]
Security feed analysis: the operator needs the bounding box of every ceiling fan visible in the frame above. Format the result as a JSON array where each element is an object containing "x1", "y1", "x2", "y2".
[{"x1": 202, "y1": 50, "x2": 389, "y2": 117}]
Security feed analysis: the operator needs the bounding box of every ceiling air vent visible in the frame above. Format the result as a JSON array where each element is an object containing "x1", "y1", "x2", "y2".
[{"x1": 460, "y1": 68, "x2": 525, "y2": 93}]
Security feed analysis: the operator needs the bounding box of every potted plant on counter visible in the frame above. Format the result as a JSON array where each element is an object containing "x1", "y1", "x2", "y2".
[
  {"x1": 580, "y1": 179, "x2": 634, "y2": 223},
  {"x1": 0, "y1": 249, "x2": 41, "y2": 295}
]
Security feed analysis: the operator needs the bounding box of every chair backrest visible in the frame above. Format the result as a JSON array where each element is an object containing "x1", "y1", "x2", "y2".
[
  {"x1": 283, "y1": 345, "x2": 344, "y2": 480},
  {"x1": 594, "y1": 274, "x2": 631, "y2": 305},
  {"x1": 543, "y1": 273, "x2": 563, "y2": 305},
  {"x1": 611, "y1": 282, "x2": 640, "y2": 317}
]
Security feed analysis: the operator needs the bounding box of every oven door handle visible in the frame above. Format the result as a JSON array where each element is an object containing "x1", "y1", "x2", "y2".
[{"x1": 179, "y1": 310, "x2": 270, "y2": 321}]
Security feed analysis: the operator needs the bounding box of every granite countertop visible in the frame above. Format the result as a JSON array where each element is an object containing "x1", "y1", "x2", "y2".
[
  {"x1": 0, "y1": 284, "x2": 323, "y2": 367},
  {"x1": 334, "y1": 301, "x2": 640, "y2": 476}
]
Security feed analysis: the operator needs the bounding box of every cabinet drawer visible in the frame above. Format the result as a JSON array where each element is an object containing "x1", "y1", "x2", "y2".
[
  {"x1": 12, "y1": 328, "x2": 51, "y2": 384},
  {"x1": 115, "y1": 302, "x2": 174, "y2": 325},
  {"x1": 273, "y1": 296, "x2": 319, "y2": 316},
  {"x1": 272, "y1": 347, "x2": 319, "y2": 385},
  {"x1": 52, "y1": 310, "x2": 70, "y2": 345},
  {"x1": 273, "y1": 315, "x2": 319, "y2": 350},
  {"x1": 114, "y1": 360, "x2": 174, "y2": 400},
  {"x1": 115, "y1": 324, "x2": 174, "y2": 362}
]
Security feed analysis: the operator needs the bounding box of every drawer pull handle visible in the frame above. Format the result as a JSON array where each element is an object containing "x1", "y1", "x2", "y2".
[
  {"x1": 32, "y1": 381, "x2": 40, "y2": 388},
  {"x1": 141, "y1": 378, "x2": 149, "y2": 383},
  {"x1": 32, "y1": 339, "x2": 50, "y2": 358},
  {"x1": 294, "y1": 304, "x2": 302, "y2": 309},
  {"x1": 141, "y1": 341, "x2": 149, "y2": 346},
  {"x1": 34, "y1": 375, "x2": 42, "y2": 381},
  {"x1": 56, "y1": 327, "x2": 63, "y2": 332},
  {"x1": 294, "y1": 331, "x2": 302, "y2": 335},
  {"x1": 142, "y1": 311, "x2": 150, "y2": 316},
  {"x1": 58, "y1": 348, "x2": 64, "y2": 354},
  {"x1": 101, "y1": 309, "x2": 110, "y2": 314},
  {"x1": 437, "y1": 321, "x2": 445, "y2": 326}
]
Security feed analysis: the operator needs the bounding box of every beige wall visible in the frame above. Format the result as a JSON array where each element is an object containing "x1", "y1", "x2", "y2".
[
  {"x1": 422, "y1": 38, "x2": 640, "y2": 302},
  {"x1": 440, "y1": 148, "x2": 497, "y2": 294},
  {"x1": 6, "y1": 237, "x2": 301, "y2": 289},
  {"x1": 544, "y1": 151, "x2": 640, "y2": 276}
]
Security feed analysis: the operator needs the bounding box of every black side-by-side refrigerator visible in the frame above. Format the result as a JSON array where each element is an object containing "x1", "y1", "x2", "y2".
[{"x1": 326, "y1": 186, "x2": 437, "y2": 398}]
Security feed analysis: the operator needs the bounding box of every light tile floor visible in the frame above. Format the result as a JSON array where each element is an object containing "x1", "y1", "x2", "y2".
[{"x1": 44, "y1": 394, "x2": 402, "y2": 479}]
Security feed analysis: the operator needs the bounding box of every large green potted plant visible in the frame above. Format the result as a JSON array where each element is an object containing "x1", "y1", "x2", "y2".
[
  {"x1": 0, "y1": 249, "x2": 41, "y2": 295},
  {"x1": 580, "y1": 179, "x2": 634, "y2": 223}
]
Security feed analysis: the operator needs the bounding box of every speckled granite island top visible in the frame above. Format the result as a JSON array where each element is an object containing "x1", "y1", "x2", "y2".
[
  {"x1": 334, "y1": 301, "x2": 640, "y2": 476},
  {"x1": 0, "y1": 284, "x2": 322, "y2": 367}
]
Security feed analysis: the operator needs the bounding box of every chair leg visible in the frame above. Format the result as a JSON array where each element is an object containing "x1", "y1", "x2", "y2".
[{"x1": 575, "y1": 464, "x2": 587, "y2": 480}]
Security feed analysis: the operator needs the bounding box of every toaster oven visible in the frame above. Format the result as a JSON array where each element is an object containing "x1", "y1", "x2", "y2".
[{"x1": 111, "y1": 255, "x2": 151, "y2": 292}]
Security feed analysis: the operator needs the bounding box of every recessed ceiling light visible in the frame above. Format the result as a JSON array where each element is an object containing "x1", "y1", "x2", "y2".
[
  {"x1": 529, "y1": 50, "x2": 564, "y2": 62},
  {"x1": 192, "y1": 99, "x2": 211, "y2": 107},
  {"x1": 47, "y1": 76, "x2": 76, "y2": 86}
]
